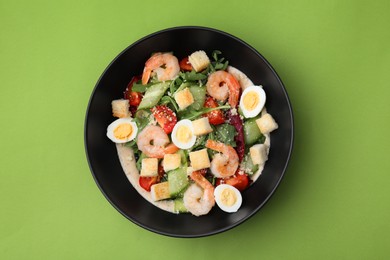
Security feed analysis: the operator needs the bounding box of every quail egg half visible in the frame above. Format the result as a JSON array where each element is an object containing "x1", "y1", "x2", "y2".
[
  {"x1": 239, "y1": 85, "x2": 266, "y2": 118},
  {"x1": 107, "y1": 118, "x2": 138, "y2": 143},
  {"x1": 171, "y1": 119, "x2": 196, "y2": 149},
  {"x1": 214, "y1": 184, "x2": 243, "y2": 213}
]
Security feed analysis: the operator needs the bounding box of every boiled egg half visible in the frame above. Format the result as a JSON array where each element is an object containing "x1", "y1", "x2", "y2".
[
  {"x1": 107, "y1": 118, "x2": 138, "y2": 143},
  {"x1": 171, "y1": 119, "x2": 196, "y2": 149},
  {"x1": 214, "y1": 184, "x2": 242, "y2": 213},
  {"x1": 239, "y1": 85, "x2": 266, "y2": 118}
]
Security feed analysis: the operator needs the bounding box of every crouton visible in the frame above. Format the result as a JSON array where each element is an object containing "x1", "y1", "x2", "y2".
[
  {"x1": 256, "y1": 113, "x2": 278, "y2": 134},
  {"x1": 188, "y1": 50, "x2": 210, "y2": 72},
  {"x1": 111, "y1": 99, "x2": 130, "y2": 118}
]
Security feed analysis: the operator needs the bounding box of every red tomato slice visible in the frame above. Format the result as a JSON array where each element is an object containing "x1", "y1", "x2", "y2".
[
  {"x1": 179, "y1": 57, "x2": 192, "y2": 71},
  {"x1": 124, "y1": 76, "x2": 143, "y2": 107},
  {"x1": 204, "y1": 97, "x2": 225, "y2": 125},
  {"x1": 139, "y1": 176, "x2": 158, "y2": 192},
  {"x1": 128, "y1": 92, "x2": 142, "y2": 107},
  {"x1": 216, "y1": 171, "x2": 250, "y2": 192},
  {"x1": 151, "y1": 105, "x2": 177, "y2": 134},
  {"x1": 139, "y1": 165, "x2": 165, "y2": 192}
]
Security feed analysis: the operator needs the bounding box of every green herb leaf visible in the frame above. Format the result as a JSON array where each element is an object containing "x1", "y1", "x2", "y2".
[
  {"x1": 214, "y1": 123, "x2": 237, "y2": 147},
  {"x1": 177, "y1": 105, "x2": 230, "y2": 121},
  {"x1": 124, "y1": 140, "x2": 138, "y2": 153},
  {"x1": 212, "y1": 50, "x2": 222, "y2": 61},
  {"x1": 136, "y1": 153, "x2": 148, "y2": 171},
  {"x1": 242, "y1": 153, "x2": 259, "y2": 175},
  {"x1": 180, "y1": 71, "x2": 207, "y2": 81},
  {"x1": 133, "y1": 115, "x2": 150, "y2": 133},
  {"x1": 160, "y1": 96, "x2": 179, "y2": 112},
  {"x1": 190, "y1": 135, "x2": 207, "y2": 152},
  {"x1": 131, "y1": 83, "x2": 148, "y2": 93}
]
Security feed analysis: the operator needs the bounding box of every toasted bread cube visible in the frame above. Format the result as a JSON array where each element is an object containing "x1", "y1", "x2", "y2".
[
  {"x1": 192, "y1": 117, "x2": 213, "y2": 136},
  {"x1": 256, "y1": 113, "x2": 278, "y2": 134},
  {"x1": 174, "y1": 88, "x2": 194, "y2": 110},
  {"x1": 111, "y1": 99, "x2": 130, "y2": 118},
  {"x1": 189, "y1": 148, "x2": 210, "y2": 170},
  {"x1": 189, "y1": 51, "x2": 210, "y2": 72},
  {"x1": 151, "y1": 182, "x2": 171, "y2": 201},
  {"x1": 250, "y1": 144, "x2": 268, "y2": 165},
  {"x1": 163, "y1": 153, "x2": 181, "y2": 172},
  {"x1": 140, "y1": 158, "x2": 158, "y2": 177}
]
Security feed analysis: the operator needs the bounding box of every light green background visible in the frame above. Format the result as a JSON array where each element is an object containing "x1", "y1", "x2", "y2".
[{"x1": 1, "y1": 0, "x2": 389, "y2": 259}]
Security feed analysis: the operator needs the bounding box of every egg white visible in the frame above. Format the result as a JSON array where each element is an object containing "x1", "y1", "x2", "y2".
[
  {"x1": 171, "y1": 119, "x2": 196, "y2": 150},
  {"x1": 107, "y1": 118, "x2": 138, "y2": 143},
  {"x1": 214, "y1": 184, "x2": 242, "y2": 213},
  {"x1": 239, "y1": 85, "x2": 266, "y2": 118}
]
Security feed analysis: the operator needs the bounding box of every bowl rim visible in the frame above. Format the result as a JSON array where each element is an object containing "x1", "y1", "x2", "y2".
[{"x1": 84, "y1": 25, "x2": 294, "y2": 237}]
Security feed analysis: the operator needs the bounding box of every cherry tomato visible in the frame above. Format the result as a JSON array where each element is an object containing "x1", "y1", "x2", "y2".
[
  {"x1": 204, "y1": 97, "x2": 225, "y2": 125},
  {"x1": 139, "y1": 165, "x2": 165, "y2": 192},
  {"x1": 179, "y1": 57, "x2": 192, "y2": 71},
  {"x1": 124, "y1": 76, "x2": 143, "y2": 107},
  {"x1": 216, "y1": 171, "x2": 250, "y2": 192},
  {"x1": 139, "y1": 176, "x2": 158, "y2": 192},
  {"x1": 151, "y1": 105, "x2": 177, "y2": 134}
]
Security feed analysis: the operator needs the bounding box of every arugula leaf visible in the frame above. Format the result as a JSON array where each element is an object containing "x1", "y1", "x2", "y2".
[
  {"x1": 212, "y1": 50, "x2": 222, "y2": 61},
  {"x1": 133, "y1": 113, "x2": 150, "y2": 133},
  {"x1": 214, "y1": 123, "x2": 237, "y2": 147},
  {"x1": 169, "y1": 78, "x2": 182, "y2": 96},
  {"x1": 131, "y1": 83, "x2": 149, "y2": 93},
  {"x1": 177, "y1": 105, "x2": 230, "y2": 120},
  {"x1": 190, "y1": 135, "x2": 207, "y2": 152},
  {"x1": 160, "y1": 96, "x2": 179, "y2": 112},
  {"x1": 172, "y1": 82, "x2": 194, "y2": 97},
  {"x1": 206, "y1": 50, "x2": 229, "y2": 73},
  {"x1": 180, "y1": 71, "x2": 207, "y2": 81},
  {"x1": 124, "y1": 139, "x2": 138, "y2": 153}
]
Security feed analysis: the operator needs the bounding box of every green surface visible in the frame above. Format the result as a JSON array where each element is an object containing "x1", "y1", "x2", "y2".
[{"x1": 1, "y1": 0, "x2": 389, "y2": 259}]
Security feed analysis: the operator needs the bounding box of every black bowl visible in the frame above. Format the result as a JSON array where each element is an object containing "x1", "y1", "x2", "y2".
[{"x1": 84, "y1": 26, "x2": 293, "y2": 238}]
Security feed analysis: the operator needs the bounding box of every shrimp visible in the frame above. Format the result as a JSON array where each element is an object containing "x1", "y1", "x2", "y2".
[
  {"x1": 136, "y1": 125, "x2": 179, "y2": 158},
  {"x1": 205, "y1": 139, "x2": 239, "y2": 178},
  {"x1": 206, "y1": 70, "x2": 241, "y2": 107},
  {"x1": 227, "y1": 66, "x2": 254, "y2": 90},
  {"x1": 141, "y1": 52, "x2": 180, "y2": 85},
  {"x1": 183, "y1": 171, "x2": 215, "y2": 216}
]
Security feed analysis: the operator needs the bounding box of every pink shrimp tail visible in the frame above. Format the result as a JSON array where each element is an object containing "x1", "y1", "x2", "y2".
[
  {"x1": 142, "y1": 69, "x2": 151, "y2": 85},
  {"x1": 205, "y1": 139, "x2": 223, "y2": 152},
  {"x1": 227, "y1": 75, "x2": 240, "y2": 107}
]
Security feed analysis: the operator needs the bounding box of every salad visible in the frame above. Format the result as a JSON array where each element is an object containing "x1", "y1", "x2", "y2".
[{"x1": 106, "y1": 50, "x2": 278, "y2": 216}]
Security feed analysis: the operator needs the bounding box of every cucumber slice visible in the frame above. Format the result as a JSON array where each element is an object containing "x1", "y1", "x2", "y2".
[
  {"x1": 242, "y1": 153, "x2": 259, "y2": 175},
  {"x1": 168, "y1": 168, "x2": 189, "y2": 198},
  {"x1": 243, "y1": 117, "x2": 265, "y2": 146},
  {"x1": 137, "y1": 81, "x2": 170, "y2": 110},
  {"x1": 176, "y1": 149, "x2": 188, "y2": 167},
  {"x1": 188, "y1": 85, "x2": 206, "y2": 110},
  {"x1": 174, "y1": 198, "x2": 188, "y2": 213},
  {"x1": 136, "y1": 153, "x2": 148, "y2": 171}
]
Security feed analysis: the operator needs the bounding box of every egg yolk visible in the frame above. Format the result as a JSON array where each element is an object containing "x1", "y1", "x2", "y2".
[
  {"x1": 113, "y1": 123, "x2": 133, "y2": 140},
  {"x1": 176, "y1": 125, "x2": 192, "y2": 143},
  {"x1": 220, "y1": 188, "x2": 237, "y2": 206},
  {"x1": 243, "y1": 91, "x2": 259, "y2": 111}
]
